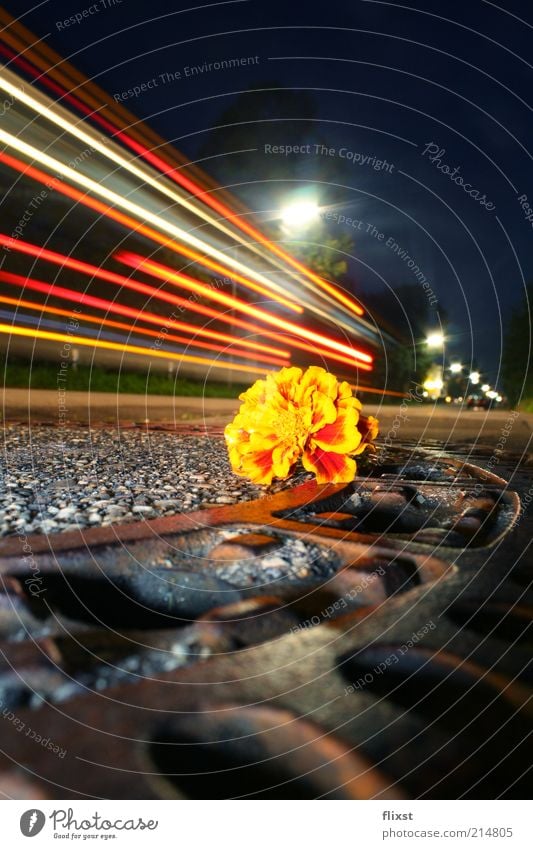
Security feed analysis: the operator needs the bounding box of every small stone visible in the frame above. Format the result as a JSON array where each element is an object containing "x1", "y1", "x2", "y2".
[{"x1": 55, "y1": 507, "x2": 76, "y2": 520}]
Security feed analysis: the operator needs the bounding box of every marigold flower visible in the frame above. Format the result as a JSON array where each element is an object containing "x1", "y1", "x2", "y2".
[{"x1": 224, "y1": 366, "x2": 379, "y2": 485}]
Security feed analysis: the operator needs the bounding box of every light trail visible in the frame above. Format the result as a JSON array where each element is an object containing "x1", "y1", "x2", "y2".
[
  {"x1": 0, "y1": 323, "x2": 279, "y2": 378},
  {"x1": 0, "y1": 150, "x2": 302, "y2": 316},
  {"x1": 0, "y1": 235, "x2": 371, "y2": 370},
  {"x1": 0, "y1": 50, "x2": 364, "y2": 322},
  {"x1": 0, "y1": 85, "x2": 301, "y2": 313},
  {"x1": 0, "y1": 56, "x2": 374, "y2": 373},
  {"x1": 109, "y1": 129, "x2": 365, "y2": 317},
  {"x1": 0, "y1": 294, "x2": 288, "y2": 367},
  {"x1": 0, "y1": 236, "x2": 295, "y2": 349},
  {"x1": 117, "y1": 252, "x2": 374, "y2": 365},
  {"x1": 111, "y1": 132, "x2": 365, "y2": 318},
  {"x1": 0, "y1": 267, "x2": 288, "y2": 358}
]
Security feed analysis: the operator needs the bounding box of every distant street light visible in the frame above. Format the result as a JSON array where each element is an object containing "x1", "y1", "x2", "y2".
[
  {"x1": 481, "y1": 383, "x2": 490, "y2": 392},
  {"x1": 449, "y1": 362, "x2": 463, "y2": 373},
  {"x1": 280, "y1": 200, "x2": 320, "y2": 229},
  {"x1": 426, "y1": 332, "x2": 445, "y2": 348},
  {"x1": 424, "y1": 378, "x2": 444, "y2": 391},
  {"x1": 469, "y1": 371, "x2": 480, "y2": 385}
]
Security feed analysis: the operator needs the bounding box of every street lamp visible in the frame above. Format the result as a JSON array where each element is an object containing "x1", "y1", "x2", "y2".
[
  {"x1": 481, "y1": 383, "x2": 490, "y2": 392},
  {"x1": 280, "y1": 200, "x2": 320, "y2": 229},
  {"x1": 469, "y1": 371, "x2": 480, "y2": 385},
  {"x1": 426, "y1": 332, "x2": 445, "y2": 348},
  {"x1": 449, "y1": 362, "x2": 463, "y2": 374}
]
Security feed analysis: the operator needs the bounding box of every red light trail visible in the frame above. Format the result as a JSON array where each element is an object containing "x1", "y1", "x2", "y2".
[
  {"x1": 117, "y1": 252, "x2": 373, "y2": 365},
  {"x1": 0, "y1": 236, "x2": 372, "y2": 371},
  {"x1": 0, "y1": 39, "x2": 363, "y2": 320}
]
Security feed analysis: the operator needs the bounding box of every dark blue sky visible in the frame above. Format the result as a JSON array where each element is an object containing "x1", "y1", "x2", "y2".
[{"x1": 5, "y1": 0, "x2": 533, "y2": 382}]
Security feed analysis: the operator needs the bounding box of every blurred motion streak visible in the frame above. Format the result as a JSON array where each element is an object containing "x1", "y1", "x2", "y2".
[
  {"x1": 0, "y1": 69, "x2": 304, "y2": 313},
  {"x1": 0, "y1": 294, "x2": 289, "y2": 367},
  {"x1": 0, "y1": 38, "x2": 363, "y2": 320},
  {"x1": 0, "y1": 24, "x2": 379, "y2": 382},
  {"x1": 0, "y1": 323, "x2": 280, "y2": 377},
  {"x1": 0, "y1": 240, "x2": 372, "y2": 371},
  {"x1": 118, "y1": 253, "x2": 373, "y2": 365}
]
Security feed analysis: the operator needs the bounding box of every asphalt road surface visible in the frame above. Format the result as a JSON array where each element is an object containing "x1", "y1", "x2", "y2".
[{"x1": 2, "y1": 388, "x2": 532, "y2": 453}]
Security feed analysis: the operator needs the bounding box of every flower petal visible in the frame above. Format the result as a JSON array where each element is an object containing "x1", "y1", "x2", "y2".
[
  {"x1": 309, "y1": 391, "x2": 338, "y2": 432},
  {"x1": 337, "y1": 380, "x2": 362, "y2": 411},
  {"x1": 296, "y1": 365, "x2": 338, "y2": 403},
  {"x1": 239, "y1": 448, "x2": 278, "y2": 485},
  {"x1": 273, "y1": 367, "x2": 303, "y2": 402},
  {"x1": 359, "y1": 414, "x2": 380, "y2": 443},
  {"x1": 311, "y1": 407, "x2": 362, "y2": 454},
  {"x1": 302, "y1": 447, "x2": 356, "y2": 484}
]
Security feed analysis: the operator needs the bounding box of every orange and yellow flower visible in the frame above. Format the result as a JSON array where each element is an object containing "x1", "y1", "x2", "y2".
[{"x1": 224, "y1": 366, "x2": 379, "y2": 485}]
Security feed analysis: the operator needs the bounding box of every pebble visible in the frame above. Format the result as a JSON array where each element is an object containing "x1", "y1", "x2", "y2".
[
  {"x1": 0, "y1": 425, "x2": 306, "y2": 537},
  {"x1": 56, "y1": 507, "x2": 76, "y2": 520}
]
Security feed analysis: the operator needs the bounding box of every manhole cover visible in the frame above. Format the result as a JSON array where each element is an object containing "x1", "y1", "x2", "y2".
[{"x1": 0, "y1": 446, "x2": 530, "y2": 799}]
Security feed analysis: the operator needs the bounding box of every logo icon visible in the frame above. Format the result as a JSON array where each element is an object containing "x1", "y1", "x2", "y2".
[{"x1": 20, "y1": 810, "x2": 46, "y2": 837}]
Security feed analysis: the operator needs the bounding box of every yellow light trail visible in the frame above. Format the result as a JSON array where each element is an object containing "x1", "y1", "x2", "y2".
[
  {"x1": 0, "y1": 117, "x2": 300, "y2": 312},
  {"x1": 0, "y1": 323, "x2": 277, "y2": 377},
  {"x1": 0, "y1": 240, "x2": 370, "y2": 370},
  {"x1": 0, "y1": 252, "x2": 290, "y2": 359},
  {"x1": 0, "y1": 295, "x2": 288, "y2": 366},
  {"x1": 0, "y1": 68, "x2": 364, "y2": 323},
  {"x1": 119, "y1": 253, "x2": 374, "y2": 365}
]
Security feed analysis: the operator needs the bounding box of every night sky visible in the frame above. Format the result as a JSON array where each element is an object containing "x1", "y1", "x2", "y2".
[{"x1": 6, "y1": 0, "x2": 533, "y2": 383}]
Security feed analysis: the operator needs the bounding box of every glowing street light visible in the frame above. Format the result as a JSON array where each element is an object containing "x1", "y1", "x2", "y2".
[
  {"x1": 280, "y1": 200, "x2": 320, "y2": 229},
  {"x1": 469, "y1": 371, "x2": 480, "y2": 385},
  {"x1": 426, "y1": 332, "x2": 445, "y2": 348},
  {"x1": 423, "y1": 378, "x2": 444, "y2": 391},
  {"x1": 449, "y1": 362, "x2": 463, "y2": 374},
  {"x1": 481, "y1": 383, "x2": 490, "y2": 392}
]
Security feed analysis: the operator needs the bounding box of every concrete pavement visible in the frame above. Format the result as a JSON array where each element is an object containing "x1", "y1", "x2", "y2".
[{"x1": 2, "y1": 388, "x2": 532, "y2": 452}]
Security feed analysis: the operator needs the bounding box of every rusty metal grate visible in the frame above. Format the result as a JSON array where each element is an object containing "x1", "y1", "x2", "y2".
[{"x1": 0, "y1": 444, "x2": 531, "y2": 799}]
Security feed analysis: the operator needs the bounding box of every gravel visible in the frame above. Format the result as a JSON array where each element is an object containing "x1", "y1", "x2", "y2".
[{"x1": 0, "y1": 425, "x2": 309, "y2": 538}]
